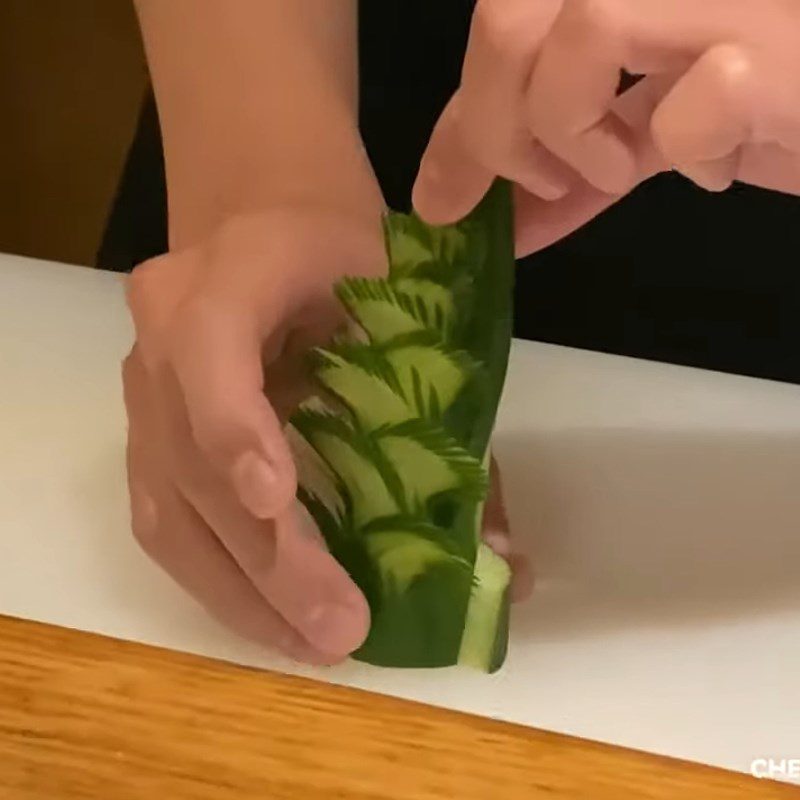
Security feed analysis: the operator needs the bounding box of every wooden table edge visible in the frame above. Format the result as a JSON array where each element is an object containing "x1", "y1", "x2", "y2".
[{"x1": 0, "y1": 614, "x2": 795, "y2": 799}]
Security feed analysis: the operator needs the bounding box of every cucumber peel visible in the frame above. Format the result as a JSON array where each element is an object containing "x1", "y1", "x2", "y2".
[{"x1": 288, "y1": 181, "x2": 515, "y2": 672}]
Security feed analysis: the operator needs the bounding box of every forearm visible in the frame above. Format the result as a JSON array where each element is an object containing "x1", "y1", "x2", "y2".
[{"x1": 135, "y1": 0, "x2": 383, "y2": 248}]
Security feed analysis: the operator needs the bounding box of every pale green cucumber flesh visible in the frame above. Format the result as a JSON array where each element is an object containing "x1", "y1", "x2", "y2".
[
  {"x1": 337, "y1": 277, "x2": 425, "y2": 343},
  {"x1": 316, "y1": 352, "x2": 413, "y2": 431},
  {"x1": 458, "y1": 543, "x2": 513, "y2": 673},
  {"x1": 338, "y1": 276, "x2": 456, "y2": 341},
  {"x1": 375, "y1": 431, "x2": 487, "y2": 510},
  {"x1": 308, "y1": 430, "x2": 399, "y2": 528},
  {"x1": 392, "y1": 278, "x2": 456, "y2": 337},
  {"x1": 285, "y1": 424, "x2": 345, "y2": 522},
  {"x1": 365, "y1": 529, "x2": 463, "y2": 594},
  {"x1": 383, "y1": 345, "x2": 468, "y2": 418}
]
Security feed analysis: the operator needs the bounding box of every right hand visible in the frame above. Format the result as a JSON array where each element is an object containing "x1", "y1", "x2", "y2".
[
  {"x1": 412, "y1": 0, "x2": 669, "y2": 254},
  {"x1": 122, "y1": 206, "x2": 387, "y2": 665},
  {"x1": 415, "y1": 0, "x2": 800, "y2": 244}
]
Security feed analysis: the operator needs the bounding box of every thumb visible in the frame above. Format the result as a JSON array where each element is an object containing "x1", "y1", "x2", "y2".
[
  {"x1": 260, "y1": 505, "x2": 371, "y2": 657},
  {"x1": 412, "y1": 95, "x2": 495, "y2": 226}
]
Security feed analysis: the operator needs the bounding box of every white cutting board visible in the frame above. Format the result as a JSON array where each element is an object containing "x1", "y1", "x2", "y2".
[{"x1": 2, "y1": 252, "x2": 799, "y2": 782}]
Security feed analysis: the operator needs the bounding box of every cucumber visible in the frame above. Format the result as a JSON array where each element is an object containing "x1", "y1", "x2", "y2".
[
  {"x1": 383, "y1": 342, "x2": 470, "y2": 417},
  {"x1": 458, "y1": 544, "x2": 512, "y2": 670},
  {"x1": 377, "y1": 431, "x2": 485, "y2": 510},
  {"x1": 316, "y1": 352, "x2": 413, "y2": 431},
  {"x1": 365, "y1": 529, "x2": 466, "y2": 595},
  {"x1": 288, "y1": 181, "x2": 516, "y2": 671},
  {"x1": 336, "y1": 278, "x2": 427, "y2": 343}
]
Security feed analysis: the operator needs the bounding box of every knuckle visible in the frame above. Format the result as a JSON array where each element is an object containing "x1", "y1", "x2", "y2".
[
  {"x1": 561, "y1": 0, "x2": 626, "y2": 41},
  {"x1": 143, "y1": 297, "x2": 211, "y2": 375},
  {"x1": 139, "y1": 342, "x2": 167, "y2": 377},
  {"x1": 120, "y1": 349, "x2": 136, "y2": 387},
  {"x1": 121, "y1": 348, "x2": 149, "y2": 413},
  {"x1": 192, "y1": 415, "x2": 241, "y2": 462},
  {"x1": 121, "y1": 360, "x2": 136, "y2": 411},
  {"x1": 171, "y1": 295, "x2": 220, "y2": 353},
  {"x1": 128, "y1": 490, "x2": 162, "y2": 558},
  {"x1": 442, "y1": 96, "x2": 483, "y2": 162},
  {"x1": 123, "y1": 336, "x2": 163, "y2": 387},
  {"x1": 126, "y1": 260, "x2": 176, "y2": 372},
  {"x1": 130, "y1": 516, "x2": 160, "y2": 559},
  {"x1": 473, "y1": 0, "x2": 535, "y2": 56},
  {"x1": 706, "y1": 44, "x2": 755, "y2": 100},
  {"x1": 125, "y1": 258, "x2": 161, "y2": 313}
]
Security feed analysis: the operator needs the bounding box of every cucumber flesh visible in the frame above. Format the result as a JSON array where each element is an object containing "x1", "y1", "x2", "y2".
[
  {"x1": 384, "y1": 345, "x2": 467, "y2": 418},
  {"x1": 317, "y1": 352, "x2": 412, "y2": 431},
  {"x1": 392, "y1": 278, "x2": 456, "y2": 337},
  {"x1": 285, "y1": 424, "x2": 344, "y2": 522},
  {"x1": 365, "y1": 530, "x2": 461, "y2": 594},
  {"x1": 378, "y1": 435, "x2": 464, "y2": 508},
  {"x1": 337, "y1": 277, "x2": 426, "y2": 343},
  {"x1": 458, "y1": 543, "x2": 512, "y2": 673},
  {"x1": 309, "y1": 430, "x2": 399, "y2": 528},
  {"x1": 385, "y1": 227, "x2": 435, "y2": 276}
]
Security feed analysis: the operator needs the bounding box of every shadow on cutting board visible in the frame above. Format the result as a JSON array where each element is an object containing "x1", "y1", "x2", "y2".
[
  {"x1": 69, "y1": 426, "x2": 800, "y2": 650},
  {"x1": 496, "y1": 428, "x2": 800, "y2": 643}
]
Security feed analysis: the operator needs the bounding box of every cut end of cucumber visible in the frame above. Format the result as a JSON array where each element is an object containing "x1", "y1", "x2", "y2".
[{"x1": 458, "y1": 543, "x2": 512, "y2": 673}]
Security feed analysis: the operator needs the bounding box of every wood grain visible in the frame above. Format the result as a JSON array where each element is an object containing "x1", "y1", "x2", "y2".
[{"x1": 0, "y1": 615, "x2": 795, "y2": 800}]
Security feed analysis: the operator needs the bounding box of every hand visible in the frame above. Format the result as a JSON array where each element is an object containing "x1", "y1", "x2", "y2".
[
  {"x1": 484, "y1": 457, "x2": 534, "y2": 603},
  {"x1": 123, "y1": 207, "x2": 386, "y2": 665},
  {"x1": 414, "y1": 0, "x2": 800, "y2": 253},
  {"x1": 123, "y1": 206, "x2": 528, "y2": 667}
]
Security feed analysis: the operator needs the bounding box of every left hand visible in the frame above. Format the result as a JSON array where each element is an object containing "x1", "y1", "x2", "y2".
[
  {"x1": 484, "y1": 457, "x2": 534, "y2": 602},
  {"x1": 414, "y1": 0, "x2": 800, "y2": 253}
]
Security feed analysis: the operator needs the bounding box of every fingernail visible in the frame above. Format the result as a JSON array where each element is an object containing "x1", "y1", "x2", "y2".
[
  {"x1": 483, "y1": 529, "x2": 511, "y2": 558},
  {"x1": 304, "y1": 603, "x2": 362, "y2": 656},
  {"x1": 521, "y1": 173, "x2": 571, "y2": 202},
  {"x1": 233, "y1": 451, "x2": 278, "y2": 519},
  {"x1": 538, "y1": 184, "x2": 569, "y2": 202}
]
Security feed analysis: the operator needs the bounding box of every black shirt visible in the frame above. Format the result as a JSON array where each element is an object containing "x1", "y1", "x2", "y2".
[{"x1": 98, "y1": 0, "x2": 800, "y2": 384}]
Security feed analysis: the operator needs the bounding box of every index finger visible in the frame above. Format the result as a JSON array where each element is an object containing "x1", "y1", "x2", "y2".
[
  {"x1": 526, "y1": 0, "x2": 729, "y2": 193},
  {"x1": 168, "y1": 297, "x2": 298, "y2": 521}
]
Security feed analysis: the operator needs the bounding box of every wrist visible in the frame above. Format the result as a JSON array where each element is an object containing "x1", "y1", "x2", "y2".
[{"x1": 165, "y1": 122, "x2": 384, "y2": 250}]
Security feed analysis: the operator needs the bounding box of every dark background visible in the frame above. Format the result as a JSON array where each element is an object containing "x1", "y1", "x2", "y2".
[
  {"x1": 356, "y1": 0, "x2": 800, "y2": 385},
  {"x1": 0, "y1": 0, "x2": 146, "y2": 266},
  {"x1": 4, "y1": 0, "x2": 800, "y2": 385}
]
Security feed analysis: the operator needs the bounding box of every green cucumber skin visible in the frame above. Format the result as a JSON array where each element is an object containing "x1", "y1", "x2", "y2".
[
  {"x1": 291, "y1": 181, "x2": 516, "y2": 671},
  {"x1": 488, "y1": 590, "x2": 512, "y2": 673},
  {"x1": 442, "y1": 182, "x2": 516, "y2": 464},
  {"x1": 354, "y1": 560, "x2": 472, "y2": 668}
]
